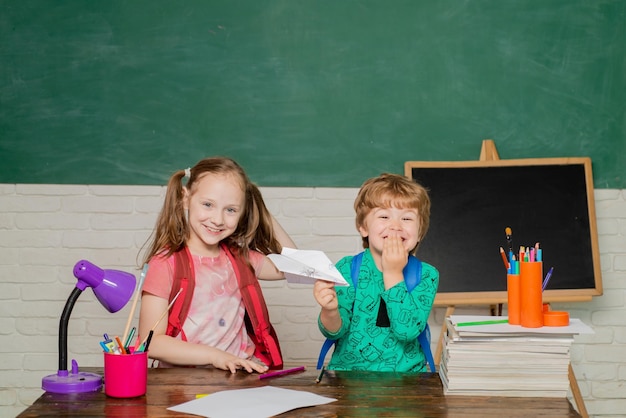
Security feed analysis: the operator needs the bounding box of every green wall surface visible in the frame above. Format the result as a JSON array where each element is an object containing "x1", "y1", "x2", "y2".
[{"x1": 1, "y1": 1, "x2": 624, "y2": 187}]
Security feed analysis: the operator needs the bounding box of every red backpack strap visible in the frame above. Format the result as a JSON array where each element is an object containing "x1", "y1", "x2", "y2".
[
  {"x1": 166, "y1": 247, "x2": 195, "y2": 342},
  {"x1": 221, "y1": 243, "x2": 283, "y2": 369}
]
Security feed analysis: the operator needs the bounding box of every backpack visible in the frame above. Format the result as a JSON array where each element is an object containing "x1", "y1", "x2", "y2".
[
  {"x1": 166, "y1": 243, "x2": 283, "y2": 369},
  {"x1": 316, "y1": 252, "x2": 436, "y2": 372}
]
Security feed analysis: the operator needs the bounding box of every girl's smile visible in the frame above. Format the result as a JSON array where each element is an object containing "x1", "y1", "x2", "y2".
[{"x1": 184, "y1": 173, "x2": 245, "y2": 256}]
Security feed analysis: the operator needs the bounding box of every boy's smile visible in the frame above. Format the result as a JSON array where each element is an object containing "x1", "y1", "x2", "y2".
[{"x1": 359, "y1": 206, "x2": 420, "y2": 258}]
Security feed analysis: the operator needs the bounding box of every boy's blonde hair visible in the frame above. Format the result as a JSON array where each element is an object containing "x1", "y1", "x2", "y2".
[{"x1": 354, "y1": 173, "x2": 431, "y2": 255}]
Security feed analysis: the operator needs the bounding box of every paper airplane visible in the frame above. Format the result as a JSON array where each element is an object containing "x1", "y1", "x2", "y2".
[{"x1": 267, "y1": 247, "x2": 348, "y2": 286}]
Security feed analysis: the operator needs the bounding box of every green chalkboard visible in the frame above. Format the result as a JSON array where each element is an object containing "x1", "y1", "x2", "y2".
[{"x1": 1, "y1": 1, "x2": 625, "y2": 187}]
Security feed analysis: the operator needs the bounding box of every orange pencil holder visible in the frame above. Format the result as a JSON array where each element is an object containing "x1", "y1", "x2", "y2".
[
  {"x1": 520, "y1": 261, "x2": 543, "y2": 328},
  {"x1": 507, "y1": 274, "x2": 521, "y2": 325}
]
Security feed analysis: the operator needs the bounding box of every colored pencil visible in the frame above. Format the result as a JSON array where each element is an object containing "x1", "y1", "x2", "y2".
[
  {"x1": 259, "y1": 366, "x2": 306, "y2": 380},
  {"x1": 456, "y1": 319, "x2": 509, "y2": 327}
]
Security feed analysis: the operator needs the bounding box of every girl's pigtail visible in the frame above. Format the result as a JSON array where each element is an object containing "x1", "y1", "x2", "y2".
[
  {"x1": 142, "y1": 169, "x2": 188, "y2": 264},
  {"x1": 247, "y1": 183, "x2": 282, "y2": 255}
]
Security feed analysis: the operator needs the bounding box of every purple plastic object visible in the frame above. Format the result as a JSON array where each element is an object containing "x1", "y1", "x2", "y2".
[
  {"x1": 41, "y1": 360, "x2": 103, "y2": 393},
  {"x1": 73, "y1": 260, "x2": 136, "y2": 313},
  {"x1": 42, "y1": 260, "x2": 136, "y2": 393}
]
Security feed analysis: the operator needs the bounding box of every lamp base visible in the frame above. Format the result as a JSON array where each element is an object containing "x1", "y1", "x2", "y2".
[{"x1": 42, "y1": 360, "x2": 102, "y2": 393}]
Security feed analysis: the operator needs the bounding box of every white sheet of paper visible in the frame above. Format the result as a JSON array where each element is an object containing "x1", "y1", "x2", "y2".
[
  {"x1": 267, "y1": 247, "x2": 348, "y2": 286},
  {"x1": 167, "y1": 386, "x2": 337, "y2": 418}
]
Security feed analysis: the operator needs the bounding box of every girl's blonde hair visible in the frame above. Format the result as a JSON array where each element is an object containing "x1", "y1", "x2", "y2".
[
  {"x1": 141, "y1": 157, "x2": 282, "y2": 265},
  {"x1": 354, "y1": 173, "x2": 431, "y2": 255}
]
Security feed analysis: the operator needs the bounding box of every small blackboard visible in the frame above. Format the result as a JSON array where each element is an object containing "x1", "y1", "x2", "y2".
[{"x1": 405, "y1": 157, "x2": 602, "y2": 306}]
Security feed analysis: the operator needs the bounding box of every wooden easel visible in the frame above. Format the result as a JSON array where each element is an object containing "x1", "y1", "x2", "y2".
[
  {"x1": 433, "y1": 139, "x2": 500, "y2": 367},
  {"x1": 433, "y1": 139, "x2": 588, "y2": 418}
]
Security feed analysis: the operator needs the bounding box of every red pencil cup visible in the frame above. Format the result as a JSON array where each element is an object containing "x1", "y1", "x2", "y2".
[
  {"x1": 507, "y1": 274, "x2": 521, "y2": 325},
  {"x1": 520, "y1": 261, "x2": 544, "y2": 328},
  {"x1": 104, "y1": 351, "x2": 148, "y2": 398}
]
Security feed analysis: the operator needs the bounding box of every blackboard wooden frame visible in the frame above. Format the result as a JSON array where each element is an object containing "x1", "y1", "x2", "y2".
[{"x1": 405, "y1": 157, "x2": 602, "y2": 306}]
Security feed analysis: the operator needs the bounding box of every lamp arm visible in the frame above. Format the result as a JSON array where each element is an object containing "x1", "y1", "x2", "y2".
[{"x1": 58, "y1": 287, "x2": 84, "y2": 372}]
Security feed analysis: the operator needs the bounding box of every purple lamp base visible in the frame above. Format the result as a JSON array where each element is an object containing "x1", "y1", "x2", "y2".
[{"x1": 42, "y1": 359, "x2": 102, "y2": 393}]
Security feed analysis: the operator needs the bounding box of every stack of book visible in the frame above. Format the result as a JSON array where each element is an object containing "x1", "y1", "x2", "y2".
[{"x1": 439, "y1": 315, "x2": 592, "y2": 398}]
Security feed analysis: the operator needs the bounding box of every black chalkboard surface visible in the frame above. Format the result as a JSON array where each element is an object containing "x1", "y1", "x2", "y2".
[{"x1": 405, "y1": 158, "x2": 602, "y2": 306}]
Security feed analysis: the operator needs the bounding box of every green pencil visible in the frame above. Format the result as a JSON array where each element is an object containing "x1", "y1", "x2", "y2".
[{"x1": 455, "y1": 319, "x2": 509, "y2": 327}]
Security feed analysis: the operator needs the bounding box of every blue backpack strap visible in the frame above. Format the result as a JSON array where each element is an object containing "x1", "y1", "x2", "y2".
[
  {"x1": 405, "y1": 256, "x2": 436, "y2": 372},
  {"x1": 419, "y1": 324, "x2": 436, "y2": 372},
  {"x1": 316, "y1": 338, "x2": 336, "y2": 369},
  {"x1": 316, "y1": 253, "x2": 363, "y2": 369},
  {"x1": 403, "y1": 256, "x2": 420, "y2": 292},
  {"x1": 349, "y1": 251, "x2": 364, "y2": 288}
]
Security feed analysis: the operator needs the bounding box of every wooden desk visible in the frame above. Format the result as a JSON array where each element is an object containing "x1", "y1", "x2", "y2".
[{"x1": 19, "y1": 367, "x2": 580, "y2": 417}]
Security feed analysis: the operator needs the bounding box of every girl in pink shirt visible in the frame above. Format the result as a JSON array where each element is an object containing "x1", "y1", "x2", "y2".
[{"x1": 139, "y1": 157, "x2": 294, "y2": 373}]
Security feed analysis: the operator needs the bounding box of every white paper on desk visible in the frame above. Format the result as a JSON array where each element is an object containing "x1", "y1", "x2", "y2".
[
  {"x1": 167, "y1": 386, "x2": 337, "y2": 418},
  {"x1": 267, "y1": 247, "x2": 348, "y2": 286}
]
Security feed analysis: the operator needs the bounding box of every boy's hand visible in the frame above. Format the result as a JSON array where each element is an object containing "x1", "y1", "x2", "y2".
[
  {"x1": 314, "y1": 279, "x2": 338, "y2": 310},
  {"x1": 382, "y1": 232, "x2": 408, "y2": 288},
  {"x1": 315, "y1": 279, "x2": 342, "y2": 333}
]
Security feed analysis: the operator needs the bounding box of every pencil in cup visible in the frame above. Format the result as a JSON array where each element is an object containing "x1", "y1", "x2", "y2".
[
  {"x1": 507, "y1": 273, "x2": 521, "y2": 325},
  {"x1": 137, "y1": 287, "x2": 183, "y2": 350},
  {"x1": 122, "y1": 264, "x2": 148, "y2": 345}
]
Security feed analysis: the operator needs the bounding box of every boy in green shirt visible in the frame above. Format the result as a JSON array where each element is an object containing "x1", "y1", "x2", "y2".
[{"x1": 314, "y1": 173, "x2": 439, "y2": 372}]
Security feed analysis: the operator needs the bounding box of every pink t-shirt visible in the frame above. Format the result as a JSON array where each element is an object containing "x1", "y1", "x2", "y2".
[{"x1": 142, "y1": 247, "x2": 265, "y2": 365}]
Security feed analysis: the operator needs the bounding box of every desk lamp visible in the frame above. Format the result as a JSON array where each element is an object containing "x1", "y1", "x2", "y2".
[{"x1": 41, "y1": 260, "x2": 136, "y2": 393}]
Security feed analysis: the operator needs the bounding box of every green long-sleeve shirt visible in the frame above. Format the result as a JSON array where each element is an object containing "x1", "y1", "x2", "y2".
[{"x1": 319, "y1": 249, "x2": 439, "y2": 372}]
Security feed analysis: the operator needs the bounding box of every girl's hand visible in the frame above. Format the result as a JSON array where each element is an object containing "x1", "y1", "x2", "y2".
[
  {"x1": 314, "y1": 279, "x2": 338, "y2": 311},
  {"x1": 212, "y1": 353, "x2": 269, "y2": 374}
]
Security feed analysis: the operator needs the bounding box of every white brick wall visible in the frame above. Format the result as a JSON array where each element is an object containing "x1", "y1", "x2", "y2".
[{"x1": 0, "y1": 184, "x2": 624, "y2": 418}]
